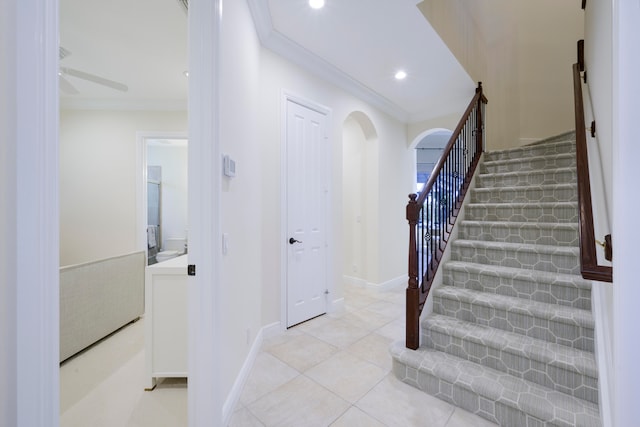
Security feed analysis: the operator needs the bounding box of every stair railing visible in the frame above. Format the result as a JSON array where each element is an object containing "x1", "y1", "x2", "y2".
[
  {"x1": 572, "y1": 62, "x2": 613, "y2": 282},
  {"x1": 406, "y1": 82, "x2": 488, "y2": 350}
]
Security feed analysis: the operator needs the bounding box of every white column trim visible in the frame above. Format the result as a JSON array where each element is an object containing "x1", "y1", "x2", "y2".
[
  {"x1": 612, "y1": 1, "x2": 640, "y2": 426},
  {"x1": 188, "y1": 0, "x2": 222, "y2": 425},
  {"x1": 15, "y1": 0, "x2": 60, "y2": 424}
]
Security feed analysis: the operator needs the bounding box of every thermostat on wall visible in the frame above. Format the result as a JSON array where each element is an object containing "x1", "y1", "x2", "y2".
[{"x1": 223, "y1": 155, "x2": 236, "y2": 177}]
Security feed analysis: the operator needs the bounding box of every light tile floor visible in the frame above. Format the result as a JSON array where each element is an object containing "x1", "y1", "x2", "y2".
[
  {"x1": 60, "y1": 283, "x2": 498, "y2": 427},
  {"x1": 232, "y1": 283, "x2": 497, "y2": 427}
]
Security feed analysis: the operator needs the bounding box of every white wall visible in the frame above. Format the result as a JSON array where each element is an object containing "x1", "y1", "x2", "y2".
[
  {"x1": 147, "y1": 144, "x2": 188, "y2": 249},
  {"x1": 612, "y1": 1, "x2": 640, "y2": 426},
  {"x1": 584, "y1": 1, "x2": 613, "y2": 214},
  {"x1": 408, "y1": 112, "x2": 462, "y2": 146},
  {"x1": 516, "y1": 0, "x2": 584, "y2": 143},
  {"x1": 582, "y1": 3, "x2": 614, "y2": 426},
  {"x1": 218, "y1": 0, "x2": 263, "y2": 404},
  {"x1": 417, "y1": 0, "x2": 584, "y2": 149},
  {"x1": 258, "y1": 46, "x2": 413, "y2": 326},
  {"x1": 59, "y1": 109, "x2": 187, "y2": 265}
]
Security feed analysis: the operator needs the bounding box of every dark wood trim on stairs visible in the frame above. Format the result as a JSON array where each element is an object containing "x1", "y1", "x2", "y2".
[
  {"x1": 572, "y1": 63, "x2": 613, "y2": 283},
  {"x1": 405, "y1": 83, "x2": 487, "y2": 349}
]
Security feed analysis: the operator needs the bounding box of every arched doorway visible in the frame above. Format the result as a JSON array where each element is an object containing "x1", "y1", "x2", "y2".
[
  {"x1": 342, "y1": 112, "x2": 378, "y2": 287},
  {"x1": 412, "y1": 128, "x2": 453, "y2": 193}
]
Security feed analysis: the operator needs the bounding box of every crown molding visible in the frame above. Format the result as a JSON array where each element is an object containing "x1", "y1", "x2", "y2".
[
  {"x1": 247, "y1": 0, "x2": 409, "y2": 122},
  {"x1": 60, "y1": 98, "x2": 187, "y2": 111}
]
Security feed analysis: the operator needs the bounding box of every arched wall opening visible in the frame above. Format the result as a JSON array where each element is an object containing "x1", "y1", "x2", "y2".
[
  {"x1": 341, "y1": 111, "x2": 379, "y2": 286},
  {"x1": 411, "y1": 128, "x2": 453, "y2": 193}
]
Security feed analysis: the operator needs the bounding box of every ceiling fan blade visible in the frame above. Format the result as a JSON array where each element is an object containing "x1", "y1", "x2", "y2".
[
  {"x1": 59, "y1": 75, "x2": 79, "y2": 95},
  {"x1": 60, "y1": 66, "x2": 128, "y2": 92}
]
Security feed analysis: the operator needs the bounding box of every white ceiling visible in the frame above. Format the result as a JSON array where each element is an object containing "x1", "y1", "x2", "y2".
[{"x1": 60, "y1": 0, "x2": 474, "y2": 122}]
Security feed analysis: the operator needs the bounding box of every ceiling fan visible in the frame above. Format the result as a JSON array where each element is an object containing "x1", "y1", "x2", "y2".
[{"x1": 58, "y1": 46, "x2": 128, "y2": 94}]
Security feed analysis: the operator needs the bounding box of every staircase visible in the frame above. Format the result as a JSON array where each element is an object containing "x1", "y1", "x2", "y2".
[{"x1": 391, "y1": 134, "x2": 602, "y2": 427}]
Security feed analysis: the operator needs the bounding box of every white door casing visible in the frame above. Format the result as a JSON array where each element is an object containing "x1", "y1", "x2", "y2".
[{"x1": 285, "y1": 96, "x2": 330, "y2": 327}]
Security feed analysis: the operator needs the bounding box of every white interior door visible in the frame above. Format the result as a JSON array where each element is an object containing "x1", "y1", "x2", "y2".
[{"x1": 286, "y1": 99, "x2": 328, "y2": 327}]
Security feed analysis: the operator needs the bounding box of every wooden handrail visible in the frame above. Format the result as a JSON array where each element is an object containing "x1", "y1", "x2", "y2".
[
  {"x1": 414, "y1": 86, "x2": 486, "y2": 208},
  {"x1": 406, "y1": 82, "x2": 487, "y2": 349},
  {"x1": 572, "y1": 63, "x2": 613, "y2": 282}
]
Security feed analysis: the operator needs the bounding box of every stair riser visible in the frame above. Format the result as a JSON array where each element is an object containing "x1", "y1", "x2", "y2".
[
  {"x1": 393, "y1": 359, "x2": 600, "y2": 427},
  {"x1": 471, "y1": 186, "x2": 578, "y2": 204},
  {"x1": 477, "y1": 169, "x2": 576, "y2": 188},
  {"x1": 459, "y1": 223, "x2": 579, "y2": 247},
  {"x1": 423, "y1": 329, "x2": 599, "y2": 404},
  {"x1": 452, "y1": 244, "x2": 580, "y2": 275},
  {"x1": 481, "y1": 156, "x2": 575, "y2": 174},
  {"x1": 466, "y1": 204, "x2": 578, "y2": 223},
  {"x1": 433, "y1": 296, "x2": 595, "y2": 351},
  {"x1": 393, "y1": 360, "x2": 500, "y2": 426},
  {"x1": 485, "y1": 142, "x2": 575, "y2": 162},
  {"x1": 443, "y1": 266, "x2": 592, "y2": 310}
]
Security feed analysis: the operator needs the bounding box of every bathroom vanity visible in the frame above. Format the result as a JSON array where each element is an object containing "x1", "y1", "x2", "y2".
[{"x1": 144, "y1": 254, "x2": 188, "y2": 389}]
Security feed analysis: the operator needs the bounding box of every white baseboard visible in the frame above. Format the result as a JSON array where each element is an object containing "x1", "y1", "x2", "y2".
[
  {"x1": 342, "y1": 275, "x2": 368, "y2": 287},
  {"x1": 221, "y1": 321, "x2": 281, "y2": 425},
  {"x1": 375, "y1": 275, "x2": 407, "y2": 291},
  {"x1": 342, "y1": 274, "x2": 407, "y2": 291},
  {"x1": 329, "y1": 297, "x2": 345, "y2": 315},
  {"x1": 261, "y1": 321, "x2": 282, "y2": 339}
]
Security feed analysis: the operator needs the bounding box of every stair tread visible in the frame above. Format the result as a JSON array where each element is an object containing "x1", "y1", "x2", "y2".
[
  {"x1": 432, "y1": 286, "x2": 594, "y2": 328},
  {"x1": 390, "y1": 342, "x2": 600, "y2": 426},
  {"x1": 473, "y1": 183, "x2": 577, "y2": 192},
  {"x1": 483, "y1": 151, "x2": 575, "y2": 167},
  {"x1": 444, "y1": 260, "x2": 591, "y2": 290},
  {"x1": 486, "y1": 140, "x2": 575, "y2": 156},
  {"x1": 467, "y1": 201, "x2": 578, "y2": 207},
  {"x1": 478, "y1": 167, "x2": 576, "y2": 179},
  {"x1": 423, "y1": 314, "x2": 598, "y2": 377},
  {"x1": 453, "y1": 239, "x2": 580, "y2": 256},
  {"x1": 460, "y1": 220, "x2": 578, "y2": 230}
]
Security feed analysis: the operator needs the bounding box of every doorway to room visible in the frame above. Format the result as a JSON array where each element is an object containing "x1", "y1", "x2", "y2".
[
  {"x1": 138, "y1": 135, "x2": 189, "y2": 265},
  {"x1": 284, "y1": 97, "x2": 329, "y2": 327}
]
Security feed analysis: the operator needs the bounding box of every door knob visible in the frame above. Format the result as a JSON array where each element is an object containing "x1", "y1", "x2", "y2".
[{"x1": 289, "y1": 237, "x2": 302, "y2": 244}]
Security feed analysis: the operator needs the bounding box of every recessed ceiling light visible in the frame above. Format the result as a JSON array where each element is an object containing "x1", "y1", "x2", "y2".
[
  {"x1": 395, "y1": 70, "x2": 407, "y2": 80},
  {"x1": 183, "y1": 71, "x2": 189, "y2": 77},
  {"x1": 309, "y1": 0, "x2": 325, "y2": 10}
]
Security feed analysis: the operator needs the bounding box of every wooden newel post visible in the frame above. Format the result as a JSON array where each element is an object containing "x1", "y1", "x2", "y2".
[
  {"x1": 475, "y1": 82, "x2": 484, "y2": 155},
  {"x1": 406, "y1": 193, "x2": 420, "y2": 350}
]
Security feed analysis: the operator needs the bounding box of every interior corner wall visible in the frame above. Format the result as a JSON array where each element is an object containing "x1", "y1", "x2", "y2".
[
  {"x1": 417, "y1": 0, "x2": 584, "y2": 149},
  {"x1": 59, "y1": 109, "x2": 187, "y2": 266},
  {"x1": 342, "y1": 117, "x2": 371, "y2": 283},
  {"x1": 516, "y1": 0, "x2": 584, "y2": 143},
  {"x1": 584, "y1": 0, "x2": 613, "y2": 212}
]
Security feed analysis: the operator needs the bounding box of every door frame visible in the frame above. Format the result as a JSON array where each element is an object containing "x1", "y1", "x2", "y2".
[
  {"x1": 280, "y1": 91, "x2": 333, "y2": 329},
  {"x1": 9, "y1": 0, "x2": 221, "y2": 424},
  {"x1": 10, "y1": 0, "x2": 60, "y2": 423},
  {"x1": 135, "y1": 131, "x2": 189, "y2": 255}
]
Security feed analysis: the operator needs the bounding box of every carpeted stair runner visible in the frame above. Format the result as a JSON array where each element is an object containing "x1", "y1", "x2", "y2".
[{"x1": 391, "y1": 134, "x2": 602, "y2": 426}]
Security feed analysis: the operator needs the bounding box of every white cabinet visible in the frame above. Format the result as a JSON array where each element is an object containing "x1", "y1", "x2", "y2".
[{"x1": 145, "y1": 255, "x2": 188, "y2": 389}]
